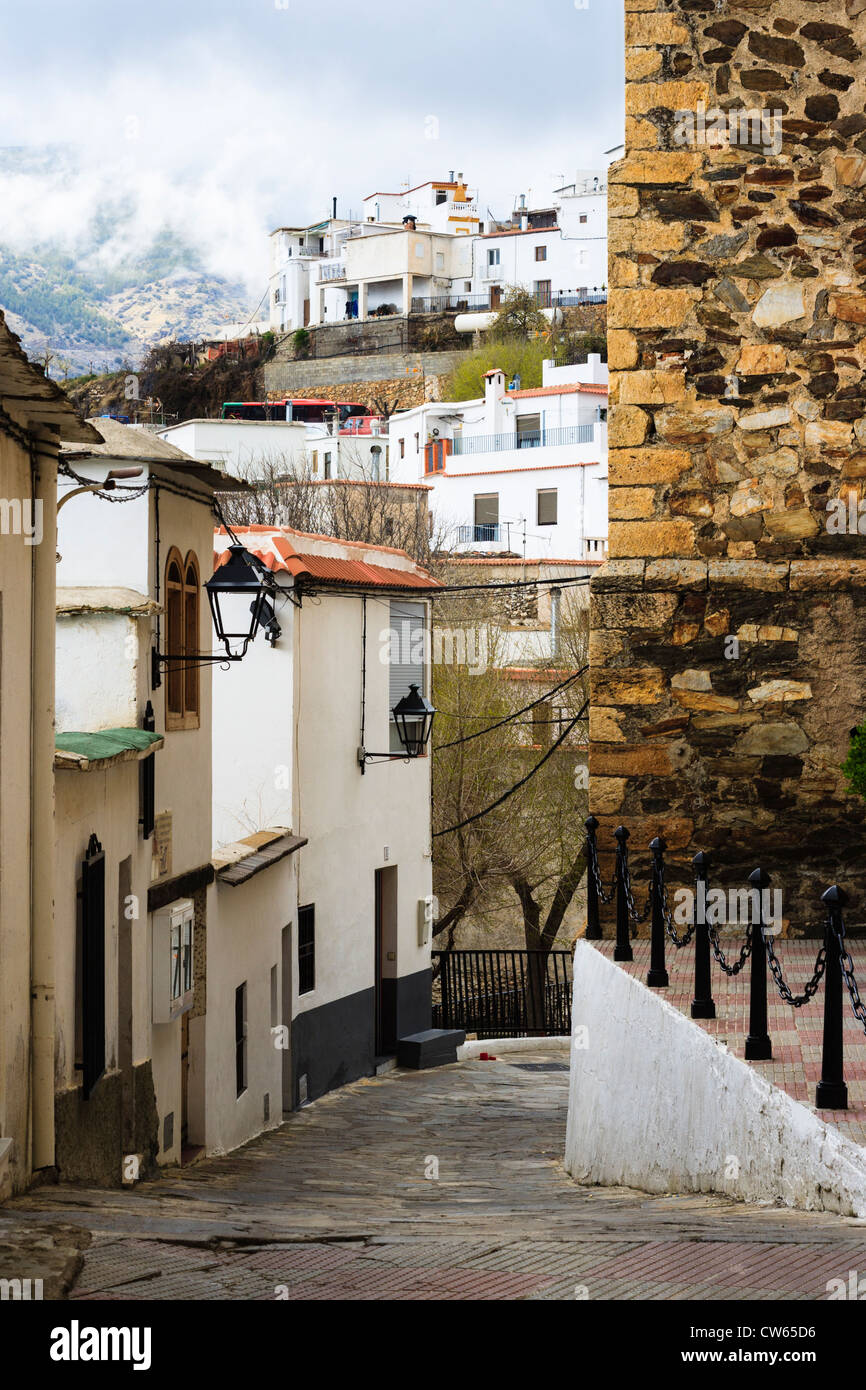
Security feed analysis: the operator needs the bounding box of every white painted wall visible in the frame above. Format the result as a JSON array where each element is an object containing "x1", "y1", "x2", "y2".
[
  {"x1": 204, "y1": 860, "x2": 296, "y2": 1154},
  {"x1": 566, "y1": 942, "x2": 866, "y2": 1218},
  {"x1": 55, "y1": 613, "x2": 140, "y2": 731},
  {"x1": 157, "y1": 420, "x2": 308, "y2": 477}
]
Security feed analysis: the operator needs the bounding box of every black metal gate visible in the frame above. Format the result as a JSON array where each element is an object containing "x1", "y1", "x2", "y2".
[{"x1": 432, "y1": 949, "x2": 573, "y2": 1038}]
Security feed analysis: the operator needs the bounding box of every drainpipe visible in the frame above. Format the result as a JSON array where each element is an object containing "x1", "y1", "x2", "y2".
[
  {"x1": 550, "y1": 586, "x2": 561, "y2": 659},
  {"x1": 30, "y1": 439, "x2": 57, "y2": 1171}
]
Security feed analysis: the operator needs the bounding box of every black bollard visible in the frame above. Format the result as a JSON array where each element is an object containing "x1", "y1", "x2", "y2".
[
  {"x1": 614, "y1": 825, "x2": 633, "y2": 963},
  {"x1": 816, "y1": 885, "x2": 849, "y2": 1111},
  {"x1": 647, "y1": 836, "x2": 669, "y2": 988},
  {"x1": 585, "y1": 815, "x2": 602, "y2": 941},
  {"x1": 745, "y1": 866, "x2": 772, "y2": 1061},
  {"x1": 691, "y1": 850, "x2": 716, "y2": 1020}
]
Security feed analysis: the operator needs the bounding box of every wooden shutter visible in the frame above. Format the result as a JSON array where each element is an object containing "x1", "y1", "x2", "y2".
[
  {"x1": 183, "y1": 559, "x2": 200, "y2": 717},
  {"x1": 140, "y1": 700, "x2": 155, "y2": 839},
  {"x1": 81, "y1": 833, "x2": 106, "y2": 1099}
]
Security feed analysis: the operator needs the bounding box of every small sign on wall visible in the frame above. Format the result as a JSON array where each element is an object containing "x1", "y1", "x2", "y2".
[{"x1": 151, "y1": 811, "x2": 172, "y2": 881}]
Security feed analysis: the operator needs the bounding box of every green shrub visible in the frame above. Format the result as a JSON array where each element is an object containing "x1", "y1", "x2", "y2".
[{"x1": 842, "y1": 724, "x2": 866, "y2": 800}]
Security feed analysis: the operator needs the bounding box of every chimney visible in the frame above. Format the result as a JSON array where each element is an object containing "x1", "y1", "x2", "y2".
[
  {"x1": 332, "y1": 196, "x2": 337, "y2": 219},
  {"x1": 449, "y1": 170, "x2": 454, "y2": 181},
  {"x1": 483, "y1": 368, "x2": 506, "y2": 432}
]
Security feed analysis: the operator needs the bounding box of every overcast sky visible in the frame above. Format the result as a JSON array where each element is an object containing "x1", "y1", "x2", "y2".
[{"x1": 0, "y1": 0, "x2": 624, "y2": 294}]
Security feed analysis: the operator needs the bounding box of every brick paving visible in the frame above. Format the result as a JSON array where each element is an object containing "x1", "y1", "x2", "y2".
[
  {"x1": 594, "y1": 937, "x2": 866, "y2": 1146},
  {"x1": 6, "y1": 1051, "x2": 866, "y2": 1300}
]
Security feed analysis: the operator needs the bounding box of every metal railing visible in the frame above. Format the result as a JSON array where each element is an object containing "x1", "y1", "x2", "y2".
[
  {"x1": 410, "y1": 289, "x2": 607, "y2": 315},
  {"x1": 451, "y1": 424, "x2": 595, "y2": 455},
  {"x1": 432, "y1": 949, "x2": 573, "y2": 1037},
  {"x1": 584, "y1": 817, "x2": 863, "y2": 1111},
  {"x1": 411, "y1": 293, "x2": 492, "y2": 314},
  {"x1": 319, "y1": 263, "x2": 347, "y2": 282},
  {"x1": 456, "y1": 523, "x2": 500, "y2": 544}
]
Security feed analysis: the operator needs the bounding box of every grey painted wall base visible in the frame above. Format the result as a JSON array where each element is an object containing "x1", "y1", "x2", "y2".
[{"x1": 292, "y1": 967, "x2": 431, "y2": 1106}]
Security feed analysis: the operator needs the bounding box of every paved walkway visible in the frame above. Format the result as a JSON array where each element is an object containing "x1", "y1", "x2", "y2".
[
  {"x1": 5, "y1": 1051, "x2": 866, "y2": 1300},
  {"x1": 595, "y1": 938, "x2": 866, "y2": 1146}
]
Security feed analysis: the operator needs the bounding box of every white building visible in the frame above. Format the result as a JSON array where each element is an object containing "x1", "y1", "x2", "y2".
[
  {"x1": 212, "y1": 525, "x2": 439, "y2": 1103},
  {"x1": 269, "y1": 178, "x2": 479, "y2": 332},
  {"x1": 388, "y1": 356, "x2": 609, "y2": 563},
  {"x1": 158, "y1": 416, "x2": 390, "y2": 482},
  {"x1": 0, "y1": 313, "x2": 100, "y2": 1200},
  {"x1": 471, "y1": 175, "x2": 608, "y2": 312}
]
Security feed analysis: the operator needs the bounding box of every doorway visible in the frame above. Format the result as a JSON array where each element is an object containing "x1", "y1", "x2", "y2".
[{"x1": 374, "y1": 867, "x2": 398, "y2": 1055}]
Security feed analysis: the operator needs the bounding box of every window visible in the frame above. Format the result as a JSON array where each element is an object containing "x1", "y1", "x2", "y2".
[
  {"x1": 579, "y1": 214, "x2": 587, "y2": 224},
  {"x1": 399, "y1": 438, "x2": 405, "y2": 459},
  {"x1": 389, "y1": 600, "x2": 427, "y2": 753},
  {"x1": 324, "y1": 452, "x2": 332, "y2": 480},
  {"x1": 535, "y1": 245, "x2": 548, "y2": 262},
  {"x1": 298, "y1": 906, "x2": 315, "y2": 994},
  {"x1": 235, "y1": 982, "x2": 247, "y2": 1096},
  {"x1": 436, "y1": 191, "x2": 447, "y2": 205},
  {"x1": 165, "y1": 548, "x2": 200, "y2": 730},
  {"x1": 270, "y1": 963, "x2": 279, "y2": 1029},
  {"x1": 537, "y1": 489, "x2": 558, "y2": 525},
  {"x1": 516, "y1": 413, "x2": 541, "y2": 448},
  {"x1": 311, "y1": 450, "x2": 318, "y2": 474},
  {"x1": 152, "y1": 899, "x2": 194, "y2": 1024},
  {"x1": 414, "y1": 432, "x2": 420, "y2": 452},
  {"x1": 473, "y1": 493, "x2": 499, "y2": 542},
  {"x1": 487, "y1": 248, "x2": 500, "y2": 267},
  {"x1": 371, "y1": 445, "x2": 382, "y2": 481},
  {"x1": 464, "y1": 281, "x2": 471, "y2": 292}
]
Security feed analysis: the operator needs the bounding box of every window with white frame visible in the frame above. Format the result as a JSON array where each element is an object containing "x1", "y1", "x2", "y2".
[
  {"x1": 487, "y1": 248, "x2": 500, "y2": 267},
  {"x1": 537, "y1": 488, "x2": 557, "y2": 525},
  {"x1": 152, "y1": 899, "x2": 194, "y2": 1024}
]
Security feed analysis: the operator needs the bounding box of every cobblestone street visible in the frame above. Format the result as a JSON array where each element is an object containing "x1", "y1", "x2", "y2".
[{"x1": 5, "y1": 1050, "x2": 866, "y2": 1301}]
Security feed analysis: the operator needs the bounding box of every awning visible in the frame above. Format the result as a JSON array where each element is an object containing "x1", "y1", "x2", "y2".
[
  {"x1": 213, "y1": 828, "x2": 307, "y2": 886},
  {"x1": 55, "y1": 727, "x2": 164, "y2": 771}
]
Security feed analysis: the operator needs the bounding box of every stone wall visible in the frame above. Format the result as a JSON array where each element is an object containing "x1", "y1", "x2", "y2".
[
  {"x1": 263, "y1": 348, "x2": 465, "y2": 396},
  {"x1": 593, "y1": 0, "x2": 866, "y2": 927}
]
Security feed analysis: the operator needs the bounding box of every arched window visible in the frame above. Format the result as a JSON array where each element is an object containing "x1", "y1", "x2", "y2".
[{"x1": 165, "y1": 548, "x2": 200, "y2": 729}]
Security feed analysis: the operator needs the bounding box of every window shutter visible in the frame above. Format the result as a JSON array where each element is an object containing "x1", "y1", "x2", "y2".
[
  {"x1": 140, "y1": 700, "x2": 155, "y2": 839},
  {"x1": 81, "y1": 833, "x2": 106, "y2": 1099},
  {"x1": 389, "y1": 601, "x2": 425, "y2": 709}
]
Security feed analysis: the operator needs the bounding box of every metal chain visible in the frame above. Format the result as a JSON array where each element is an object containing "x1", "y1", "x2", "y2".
[
  {"x1": 621, "y1": 848, "x2": 651, "y2": 928},
  {"x1": 660, "y1": 867, "x2": 695, "y2": 948},
  {"x1": 586, "y1": 834, "x2": 616, "y2": 905},
  {"x1": 835, "y1": 923, "x2": 866, "y2": 1035},
  {"x1": 707, "y1": 919, "x2": 753, "y2": 976},
  {"x1": 763, "y1": 929, "x2": 827, "y2": 1008}
]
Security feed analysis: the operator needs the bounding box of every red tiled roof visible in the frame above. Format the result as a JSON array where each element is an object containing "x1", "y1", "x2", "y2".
[
  {"x1": 443, "y1": 556, "x2": 604, "y2": 567},
  {"x1": 506, "y1": 384, "x2": 608, "y2": 398},
  {"x1": 213, "y1": 526, "x2": 440, "y2": 590},
  {"x1": 441, "y1": 460, "x2": 602, "y2": 477}
]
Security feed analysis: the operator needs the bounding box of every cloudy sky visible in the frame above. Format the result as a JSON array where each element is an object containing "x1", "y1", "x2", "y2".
[{"x1": 0, "y1": 0, "x2": 624, "y2": 295}]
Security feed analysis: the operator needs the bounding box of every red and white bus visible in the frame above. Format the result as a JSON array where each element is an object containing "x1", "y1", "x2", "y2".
[{"x1": 221, "y1": 398, "x2": 370, "y2": 426}]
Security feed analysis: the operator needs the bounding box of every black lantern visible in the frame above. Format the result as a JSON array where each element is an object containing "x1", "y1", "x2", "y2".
[
  {"x1": 204, "y1": 544, "x2": 280, "y2": 657},
  {"x1": 391, "y1": 683, "x2": 435, "y2": 758}
]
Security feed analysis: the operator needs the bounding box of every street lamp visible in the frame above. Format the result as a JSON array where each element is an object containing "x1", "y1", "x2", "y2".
[
  {"x1": 392, "y1": 684, "x2": 435, "y2": 758},
  {"x1": 358, "y1": 683, "x2": 436, "y2": 771},
  {"x1": 204, "y1": 543, "x2": 282, "y2": 658}
]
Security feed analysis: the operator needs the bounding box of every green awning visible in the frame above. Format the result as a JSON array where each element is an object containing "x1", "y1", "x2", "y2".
[{"x1": 55, "y1": 728, "x2": 164, "y2": 771}]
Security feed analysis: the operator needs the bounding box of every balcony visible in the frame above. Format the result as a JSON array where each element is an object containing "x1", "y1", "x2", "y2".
[
  {"x1": 452, "y1": 424, "x2": 595, "y2": 456},
  {"x1": 456, "y1": 523, "x2": 500, "y2": 544},
  {"x1": 411, "y1": 293, "x2": 492, "y2": 314},
  {"x1": 319, "y1": 262, "x2": 347, "y2": 282}
]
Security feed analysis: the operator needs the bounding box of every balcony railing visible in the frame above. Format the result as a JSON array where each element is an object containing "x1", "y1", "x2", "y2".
[
  {"x1": 456, "y1": 523, "x2": 500, "y2": 544},
  {"x1": 451, "y1": 424, "x2": 595, "y2": 455},
  {"x1": 410, "y1": 289, "x2": 607, "y2": 314},
  {"x1": 319, "y1": 263, "x2": 347, "y2": 282},
  {"x1": 411, "y1": 293, "x2": 492, "y2": 313}
]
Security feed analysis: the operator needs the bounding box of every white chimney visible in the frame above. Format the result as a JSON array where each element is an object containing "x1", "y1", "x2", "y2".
[{"x1": 484, "y1": 369, "x2": 506, "y2": 433}]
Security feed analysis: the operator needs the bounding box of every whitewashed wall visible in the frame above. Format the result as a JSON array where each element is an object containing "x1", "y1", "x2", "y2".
[{"x1": 565, "y1": 942, "x2": 866, "y2": 1218}]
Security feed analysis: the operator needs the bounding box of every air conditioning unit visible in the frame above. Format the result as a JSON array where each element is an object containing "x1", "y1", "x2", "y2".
[
  {"x1": 152, "y1": 899, "x2": 194, "y2": 1024},
  {"x1": 417, "y1": 895, "x2": 438, "y2": 947}
]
